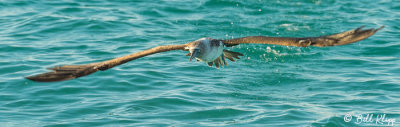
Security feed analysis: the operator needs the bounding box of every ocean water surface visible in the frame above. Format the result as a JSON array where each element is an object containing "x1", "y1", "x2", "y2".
[{"x1": 0, "y1": 0, "x2": 399, "y2": 126}]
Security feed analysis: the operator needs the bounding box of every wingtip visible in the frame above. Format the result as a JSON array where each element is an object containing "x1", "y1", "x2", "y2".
[
  {"x1": 356, "y1": 25, "x2": 384, "y2": 33},
  {"x1": 26, "y1": 63, "x2": 100, "y2": 82},
  {"x1": 25, "y1": 75, "x2": 37, "y2": 81},
  {"x1": 25, "y1": 75, "x2": 49, "y2": 82},
  {"x1": 376, "y1": 26, "x2": 385, "y2": 31},
  {"x1": 25, "y1": 72, "x2": 75, "y2": 82},
  {"x1": 356, "y1": 25, "x2": 366, "y2": 31}
]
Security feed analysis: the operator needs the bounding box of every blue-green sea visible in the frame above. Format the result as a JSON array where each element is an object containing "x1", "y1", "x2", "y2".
[{"x1": 1, "y1": 0, "x2": 399, "y2": 126}]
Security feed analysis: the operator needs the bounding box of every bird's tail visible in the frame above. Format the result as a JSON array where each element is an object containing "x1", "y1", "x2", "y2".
[
  {"x1": 205, "y1": 50, "x2": 243, "y2": 68},
  {"x1": 223, "y1": 50, "x2": 243, "y2": 62}
]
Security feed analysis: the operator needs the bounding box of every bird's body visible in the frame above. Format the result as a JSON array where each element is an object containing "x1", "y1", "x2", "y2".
[
  {"x1": 26, "y1": 25, "x2": 384, "y2": 82},
  {"x1": 187, "y1": 38, "x2": 228, "y2": 67},
  {"x1": 188, "y1": 38, "x2": 223, "y2": 62}
]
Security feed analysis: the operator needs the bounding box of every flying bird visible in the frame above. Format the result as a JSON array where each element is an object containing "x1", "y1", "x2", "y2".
[{"x1": 26, "y1": 25, "x2": 384, "y2": 82}]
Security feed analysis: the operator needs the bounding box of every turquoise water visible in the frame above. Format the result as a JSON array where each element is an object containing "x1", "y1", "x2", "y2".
[{"x1": 1, "y1": 0, "x2": 399, "y2": 126}]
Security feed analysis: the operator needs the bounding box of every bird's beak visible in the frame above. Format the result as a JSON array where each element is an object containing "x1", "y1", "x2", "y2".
[{"x1": 189, "y1": 49, "x2": 199, "y2": 62}]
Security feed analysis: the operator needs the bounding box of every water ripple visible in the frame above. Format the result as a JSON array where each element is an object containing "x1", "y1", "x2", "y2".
[{"x1": 1, "y1": 0, "x2": 399, "y2": 126}]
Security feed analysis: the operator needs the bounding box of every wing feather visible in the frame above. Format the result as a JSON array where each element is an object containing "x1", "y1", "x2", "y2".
[
  {"x1": 222, "y1": 26, "x2": 383, "y2": 47},
  {"x1": 26, "y1": 44, "x2": 187, "y2": 82}
]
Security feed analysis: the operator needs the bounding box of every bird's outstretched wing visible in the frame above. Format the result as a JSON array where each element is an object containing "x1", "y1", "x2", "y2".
[
  {"x1": 222, "y1": 26, "x2": 384, "y2": 47},
  {"x1": 26, "y1": 44, "x2": 187, "y2": 82}
]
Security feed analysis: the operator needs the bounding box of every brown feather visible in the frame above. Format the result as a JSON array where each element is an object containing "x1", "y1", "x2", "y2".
[
  {"x1": 26, "y1": 44, "x2": 187, "y2": 82},
  {"x1": 214, "y1": 57, "x2": 220, "y2": 68},
  {"x1": 222, "y1": 26, "x2": 383, "y2": 47},
  {"x1": 223, "y1": 50, "x2": 243, "y2": 62}
]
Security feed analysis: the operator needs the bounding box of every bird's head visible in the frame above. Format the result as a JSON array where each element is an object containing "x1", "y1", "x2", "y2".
[{"x1": 187, "y1": 38, "x2": 209, "y2": 62}]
